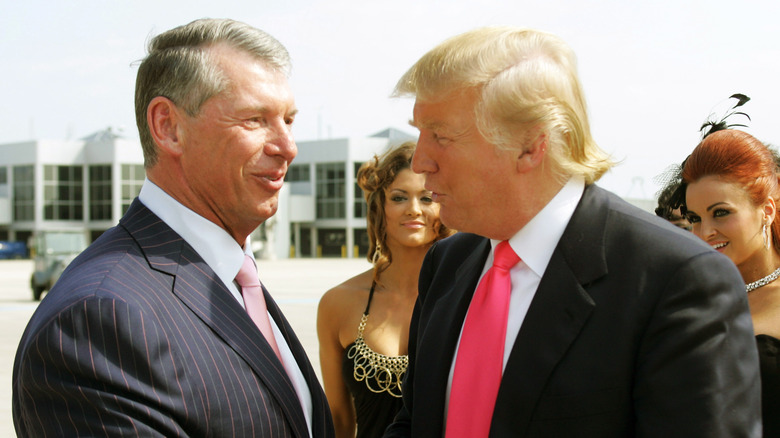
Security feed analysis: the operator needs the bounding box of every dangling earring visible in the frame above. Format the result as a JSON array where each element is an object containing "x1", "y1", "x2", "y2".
[
  {"x1": 372, "y1": 240, "x2": 382, "y2": 264},
  {"x1": 765, "y1": 222, "x2": 771, "y2": 250}
]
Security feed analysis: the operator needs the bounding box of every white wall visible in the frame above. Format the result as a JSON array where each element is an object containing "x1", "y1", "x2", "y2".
[
  {"x1": 38, "y1": 140, "x2": 84, "y2": 163},
  {"x1": 0, "y1": 141, "x2": 37, "y2": 164}
]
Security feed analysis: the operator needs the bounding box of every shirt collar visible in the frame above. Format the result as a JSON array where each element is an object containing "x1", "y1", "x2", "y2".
[
  {"x1": 138, "y1": 179, "x2": 249, "y2": 289},
  {"x1": 497, "y1": 176, "x2": 585, "y2": 277}
]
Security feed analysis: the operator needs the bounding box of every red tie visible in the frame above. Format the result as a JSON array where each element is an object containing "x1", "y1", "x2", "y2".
[
  {"x1": 446, "y1": 241, "x2": 520, "y2": 438},
  {"x1": 235, "y1": 255, "x2": 283, "y2": 361}
]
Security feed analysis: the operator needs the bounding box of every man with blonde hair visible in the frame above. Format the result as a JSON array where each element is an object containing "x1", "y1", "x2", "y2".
[{"x1": 384, "y1": 27, "x2": 760, "y2": 437}]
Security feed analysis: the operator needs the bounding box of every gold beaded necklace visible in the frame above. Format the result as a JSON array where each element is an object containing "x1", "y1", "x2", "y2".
[{"x1": 346, "y1": 282, "x2": 408, "y2": 398}]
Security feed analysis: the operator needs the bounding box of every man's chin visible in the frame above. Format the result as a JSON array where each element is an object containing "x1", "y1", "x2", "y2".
[{"x1": 257, "y1": 200, "x2": 279, "y2": 223}]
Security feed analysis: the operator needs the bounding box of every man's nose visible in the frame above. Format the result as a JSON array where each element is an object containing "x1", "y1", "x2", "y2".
[
  {"x1": 411, "y1": 136, "x2": 437, "y2": 174},
  {"x1": 269, "y1": 121, "x2": 297, "y2": 161}
]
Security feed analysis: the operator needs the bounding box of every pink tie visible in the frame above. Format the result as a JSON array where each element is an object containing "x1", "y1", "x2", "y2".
[
  {"x1": 235, "y1": 255, "x2": 283, "y2": 361},
  {"x1": 446, "y1": 241, "x2": 520, "y2": 438}
]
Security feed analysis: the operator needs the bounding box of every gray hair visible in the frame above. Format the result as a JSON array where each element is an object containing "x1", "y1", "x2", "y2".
[{"x1": 134, "y1": 18, "x2": 291, "y2": 167}]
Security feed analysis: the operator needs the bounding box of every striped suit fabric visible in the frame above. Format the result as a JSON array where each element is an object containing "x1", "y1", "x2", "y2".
[{"x1": 13, "y1": 199, "x2": 334, "y2": 437}]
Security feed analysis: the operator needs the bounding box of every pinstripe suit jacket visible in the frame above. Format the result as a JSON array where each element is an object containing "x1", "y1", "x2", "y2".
[{"x1": 13, "y1": 199, "x2": 335, "y2": 437}]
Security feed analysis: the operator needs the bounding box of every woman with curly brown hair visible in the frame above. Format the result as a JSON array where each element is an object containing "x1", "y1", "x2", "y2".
[{"x1": 317, "y1": 141, "x2": 453, "y2": 438}]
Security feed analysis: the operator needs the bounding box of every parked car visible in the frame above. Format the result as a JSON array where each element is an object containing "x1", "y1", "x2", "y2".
[
  {"x1": 0, "y1": 241, "x2": 28, "y2": 259},
  {"x1": 30, "y1": 231, "x2": 88, "y2": 300}
]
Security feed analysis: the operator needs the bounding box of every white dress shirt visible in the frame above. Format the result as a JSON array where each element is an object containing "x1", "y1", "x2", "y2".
[
  {"x1": 445, "y1": 176, "x2": 585, "y2": 413},
  {"x1": 139, "y1": 179, "x2": 313, "y2": 436}
]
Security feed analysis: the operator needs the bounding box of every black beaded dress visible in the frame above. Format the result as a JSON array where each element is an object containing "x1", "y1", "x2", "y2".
[
  {"x1": 757, "y1": 334, "x2": 780, "y2": 436},
  {"x1": 341, "y1": 283, "x2": 408, "y2": 438}
]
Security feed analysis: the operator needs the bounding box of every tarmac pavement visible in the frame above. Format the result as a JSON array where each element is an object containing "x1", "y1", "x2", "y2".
[{"x1": 0, "y1": 257, "x2": 371, "y2": 437}]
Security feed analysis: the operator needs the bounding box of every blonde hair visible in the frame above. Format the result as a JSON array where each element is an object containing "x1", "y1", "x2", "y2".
[{"x1": 394, "y1": 26, "x2": 613, "y2": 183}]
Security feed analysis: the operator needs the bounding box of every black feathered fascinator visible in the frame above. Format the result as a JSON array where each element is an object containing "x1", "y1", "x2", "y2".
[
  {"x1": 698, "y1": 93, "x2": 751, "y2": 138},
  {"x1": 654, "y1": 93, "x2": 751, "y2": 214}
]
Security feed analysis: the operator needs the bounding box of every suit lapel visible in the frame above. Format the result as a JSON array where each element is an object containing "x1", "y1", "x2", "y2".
[
  {"x1": 264, "y1": 287, "x2": 334, "y2": 436},
  {"x1": 432, "y1": 237, "x2": 492, "y2": 349},
  {"x1": 416, "y1": 238, "x2": 492, "y2": 432},
  {"x1": 492, "y1": 185, "x2": 608, "y2": 436},
  {"x1": 120, "y1": 199, "x2": 310, "y2": 438}
]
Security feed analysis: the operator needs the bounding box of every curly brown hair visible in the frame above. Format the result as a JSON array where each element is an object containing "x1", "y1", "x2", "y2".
[{"x1": 356, "y1": 141, "x2": 455, "y2": 281}]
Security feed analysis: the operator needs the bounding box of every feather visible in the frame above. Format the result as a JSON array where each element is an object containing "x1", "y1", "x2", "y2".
[
  {"x1": 730, "y1": 93, "x2": 750, "y2": 107},
  {"x1": 699, "y1": 93, "x2": 752, "y2": 138}
]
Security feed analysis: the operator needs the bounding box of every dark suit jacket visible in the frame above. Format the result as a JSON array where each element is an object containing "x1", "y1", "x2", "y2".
[
  {"x1": 13, "y1": 199, "x2": 334, "y2": 437},
  {"x1": 385, "y1": 185, "x2": 761, "y2": 437}
]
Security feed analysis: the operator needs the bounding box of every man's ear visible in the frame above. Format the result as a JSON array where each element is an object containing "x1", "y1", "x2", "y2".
[
  {"x1": 147, "y1": 96, "x2": 185, "y2": 158},
  {"x1": 516, "y1": 132, "x2": 547, "y2": 173}
]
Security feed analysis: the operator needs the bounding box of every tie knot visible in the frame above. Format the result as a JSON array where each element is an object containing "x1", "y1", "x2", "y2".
[
  {"x1": 235, "y1": 255, "x2": 261, "y2": 288},
  {"x1": 493, "y1": 241, "x2": 520, "y2": 270}
]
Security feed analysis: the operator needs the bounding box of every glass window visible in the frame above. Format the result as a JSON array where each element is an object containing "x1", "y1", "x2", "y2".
[
  {"x1": 0, "y1": 166, "x2": 10, "y2": 197},
  {"x1": 43, "y1": 165, "x2": 84, "y2": 220},
  {"x1": 89, "y1": 165, "x2": 112, "y2": 220},
  {"x1": 12, "y1": 165, "x2": 34, "y2": 221},
  {"x1": 353, "y1": 228, "x2": 369, "y2": 258},
  {"x1": 316, "y1": 163, "x2": 346, "y2": 219},
  {"x1": 353, "y1": 162, "x2": 367, "y2": 218},
  {"x1": 317, "y1": 228, "x2": 346, "y2": 257},
  {"x1": 121, "y1": 164, "x2": 145, "y2": 214},
  {"x1": 285, "y1": 164, "x2": 310, "y2": 182}
]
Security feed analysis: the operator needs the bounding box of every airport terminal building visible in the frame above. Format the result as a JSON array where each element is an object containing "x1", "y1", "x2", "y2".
[
  {"x1": 0, "y1": 127, "x2": 414, "y2": 259},
  {"x1": 0, "y1": 128, "x2": 145, "y2": 248}
]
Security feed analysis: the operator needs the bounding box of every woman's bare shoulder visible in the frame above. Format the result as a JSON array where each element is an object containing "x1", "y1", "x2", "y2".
[{"x1": 319, "y1": 269, "x2": 374, "y2": 308}]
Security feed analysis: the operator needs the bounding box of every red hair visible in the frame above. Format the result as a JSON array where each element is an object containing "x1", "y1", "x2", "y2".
[{"x1": 682, "y1": 129, "x2": 780, "y2": 249}]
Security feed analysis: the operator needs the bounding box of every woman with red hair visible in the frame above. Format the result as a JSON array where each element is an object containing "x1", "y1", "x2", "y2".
[{"x1": 682, "y1": 125, "x2": 779, "y2": 435}]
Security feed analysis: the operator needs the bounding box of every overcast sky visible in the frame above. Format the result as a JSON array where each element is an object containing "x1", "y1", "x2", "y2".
[{"x1": 3, "y1": 0, "x2": 779, "y2": 199}]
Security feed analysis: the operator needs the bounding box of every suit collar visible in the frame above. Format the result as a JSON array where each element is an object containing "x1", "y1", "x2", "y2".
[
  {"x1": 138, "y1": 179, "x2": 247, "y2": 302},
  {"x1": 422, "y1": 237, "x2": 491, "y2": 372},
  {"x1": 120, "y1": 199, "x2": 321, "y2": 438},
  {"x1": 493, "y1": 184, "x2": 610, "y2": 435},
  {"x1": 448, "y1": 238, "x2": 493, "y2": 328},
  {"x1": 556, "y1": 184, "x2": 610, "y2": 284},
  {"x1": 412, "y1": 185, "x2": 613, "y2": 436},
  {"x1": 431, "y1": 184, "x2": 610, "y2": 361},
  {"x1": 509, "y1": 176, "x2": 585, "y2": 278},
  {"x1": 409, "y1": 236, "x2": 491, "y2": 435},
  {"x1": 120, "y1": 199, "x2": 186, "y2": 277},
  {"x1": 264, "y1": 286, "x2": 335, "y2": 435}
]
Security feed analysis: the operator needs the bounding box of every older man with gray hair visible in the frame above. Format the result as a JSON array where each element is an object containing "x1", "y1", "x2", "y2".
[{"x1": 13, "y1": 18, "x2": 334, "y2": 437}]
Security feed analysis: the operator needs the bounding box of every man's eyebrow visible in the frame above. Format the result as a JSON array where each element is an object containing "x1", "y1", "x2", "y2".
[
  {"x1": 408, "y1": 118, "x2": 444, "y2": 130},
  {"x1": 242, "y1": 106, "x2": 298, "y2": 117}
]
